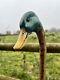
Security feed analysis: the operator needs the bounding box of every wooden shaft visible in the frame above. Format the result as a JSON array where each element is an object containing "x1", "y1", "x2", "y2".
[{"x1": 37, "y1": 30, "x2": 46, "y2": 80}]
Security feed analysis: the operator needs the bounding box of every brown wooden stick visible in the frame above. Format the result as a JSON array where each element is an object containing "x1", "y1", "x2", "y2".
[
  {"x1": 0, "y1": 43, "x2": 60, "y2": 53},
  {"x1": 37, "y1": 30, "x2": 46, "y2": 80}
]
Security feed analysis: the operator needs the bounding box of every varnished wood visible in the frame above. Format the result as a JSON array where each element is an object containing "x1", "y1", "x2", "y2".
[{"x1": 37, "y1": 30, "x2": 46, "y2": 80}]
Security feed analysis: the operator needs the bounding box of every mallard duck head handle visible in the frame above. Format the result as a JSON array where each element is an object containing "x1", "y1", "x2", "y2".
[
  {"x1": 20, "y1": 11, "x2": 43, "y2": 33},
  {"x1": 13, "y1": 11, "x2": 46, "y2": 80}
]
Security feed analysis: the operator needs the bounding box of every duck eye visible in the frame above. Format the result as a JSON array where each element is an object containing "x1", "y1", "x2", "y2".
[{"x1": 26, "y1": 18, "x2": 30, "y2": 22}]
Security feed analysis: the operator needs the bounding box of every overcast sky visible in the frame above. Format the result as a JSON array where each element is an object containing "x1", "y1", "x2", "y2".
[{"x1": 0, "y1": 0, "x2": 60, "y2": 33}]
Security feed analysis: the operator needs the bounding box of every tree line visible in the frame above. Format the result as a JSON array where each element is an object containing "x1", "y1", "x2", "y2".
[{"x1": 0, "y1": 27, "x2": 60, "y2": 35}]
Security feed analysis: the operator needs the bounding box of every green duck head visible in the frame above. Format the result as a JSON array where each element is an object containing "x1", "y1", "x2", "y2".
[
  {"x1": 13, "y1": 11, "x2": 43, "y2": 49},
  {"x1": 20, "y1": 11, "x2": 43, "y2": 33}
]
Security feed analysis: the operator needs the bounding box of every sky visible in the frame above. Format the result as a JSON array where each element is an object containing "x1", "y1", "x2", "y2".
[{"x1": 0, "y1": 0, "x2": 60, "y2": 33}]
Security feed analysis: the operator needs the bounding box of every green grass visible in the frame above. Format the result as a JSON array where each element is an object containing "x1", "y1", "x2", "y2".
[
  {"x1": 0, "y1": 32, "x2": 60, "y2": 43},
  {"x1": 0, "y1": 51, "x2": 60, "y2": 80},
  {"x1": 45, "y1": 32, "x2": 60, "y2": 43},
  {"x1": 0, "y1": 35, "x2": 18, "y2": 43},
  {"x1": 0, "y1": 32, "x2": 60, "y2": 80}
]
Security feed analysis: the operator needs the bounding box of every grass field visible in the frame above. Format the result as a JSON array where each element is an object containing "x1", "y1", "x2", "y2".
[{"x1": 0, "y1": 32, "x2": 60, "y2": 80}]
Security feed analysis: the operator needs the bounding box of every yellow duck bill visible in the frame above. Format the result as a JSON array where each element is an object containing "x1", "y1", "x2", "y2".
[{"x1": 13, "y1": 29, "x2": 28, "y2": 49}]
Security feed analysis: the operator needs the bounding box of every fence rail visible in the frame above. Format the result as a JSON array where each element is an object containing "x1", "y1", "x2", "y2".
[{"x1": 0, "y1": 43, "x2": 60, "y2": 53}]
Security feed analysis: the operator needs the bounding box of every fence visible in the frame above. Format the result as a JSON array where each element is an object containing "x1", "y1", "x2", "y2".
[
  {"x1": 0, "y1": 43, "x2": 60, "y2": 53},
  {"x1": 0, "y1": 43, "x2": 60, "y2": 80}
]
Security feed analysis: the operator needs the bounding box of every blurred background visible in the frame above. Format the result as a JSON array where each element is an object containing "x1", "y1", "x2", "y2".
[
  {"x1": 0, "y1": 0, "x2": 60, "y2": 80},
  {"x1": 0, "y1": 0, "x2": 60, "y2": 34}
]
